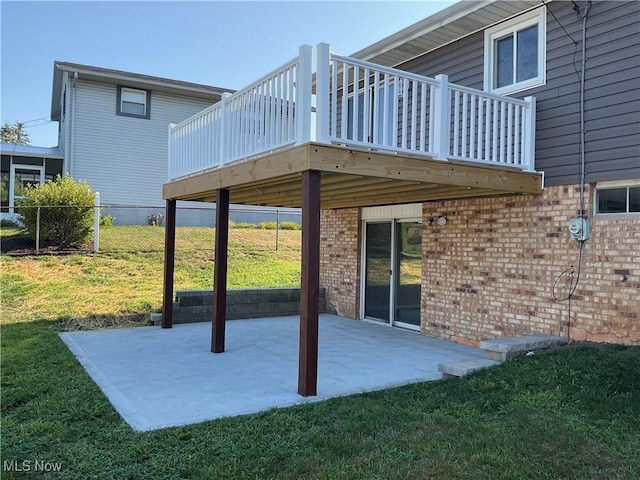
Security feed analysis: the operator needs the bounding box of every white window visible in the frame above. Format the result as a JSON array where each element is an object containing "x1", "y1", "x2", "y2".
[
  {"x1": 484, "y1": 7, "x2": 546, "y2": 95},
  {"x1": 595, "y1": 182, "x2": 640, "y2": 215},
  {"x1": 117, "y1": 86, "x2": 150, "y2": 119}
]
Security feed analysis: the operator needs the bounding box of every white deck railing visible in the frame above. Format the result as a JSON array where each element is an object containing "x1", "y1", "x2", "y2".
[{"x1": 168, "y1": 43, "x2": 535, "y2": 181}]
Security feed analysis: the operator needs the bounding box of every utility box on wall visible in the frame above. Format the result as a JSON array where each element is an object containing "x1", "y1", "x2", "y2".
[{"x1": 568, "y1": 217, "x2": 590, "y2": 241}]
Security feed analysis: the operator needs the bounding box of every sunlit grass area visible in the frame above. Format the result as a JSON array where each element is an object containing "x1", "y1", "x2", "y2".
[
  {"x1": 1, "y1": 226, "x2": 301, "y2": 328},
  {"x1": 98, "y1": 225, "x2": 301, "y2": 253}
]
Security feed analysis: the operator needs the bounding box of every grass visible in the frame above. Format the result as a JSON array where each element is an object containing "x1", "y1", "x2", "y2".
[
  {"x1": 99, "y1": 225, "x2": 301, "y2": 253},
  {"x1": 2, "y1": 226, "x2": 639, "y2": 479},
  {"x1": 1, "y1": 226, "x2": 301, "y2": 327}
]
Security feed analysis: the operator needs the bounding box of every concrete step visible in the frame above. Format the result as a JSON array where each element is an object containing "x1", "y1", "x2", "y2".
[
  {"x1": 438, "y1": 358, "x2": 501, "y2": 379},
  {"x1": 150, "y1": 313, "x2": 162, "y2": 326},
  {"x1": 480, "y1": 334, "x2": 567, "y2": 362}
]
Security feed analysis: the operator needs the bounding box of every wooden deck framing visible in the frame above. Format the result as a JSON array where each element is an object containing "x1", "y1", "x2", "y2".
[{"x1": 163, "y1": 143, "x2": 543, "y2": 209}]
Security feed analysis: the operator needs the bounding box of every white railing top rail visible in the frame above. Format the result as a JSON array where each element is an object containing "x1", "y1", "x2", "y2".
[
  {"x1": 330, "y1": 51, "x2": 530, "y2": 107},
  {"x1": 229, "y1": 54, "x2": 301, "y2": 99},
  {"x1": 172, "y1": 97, "x2": 223, "y2": 132},
  {"x1": 329, "y1": 52, "x2": 440, "y2": 87},
  {"x1": 173, "y1": 54, "x2": 301, "y2": 132},
  {"x1": 448, "y1": 82, "x2": 530, "y2": 106}
]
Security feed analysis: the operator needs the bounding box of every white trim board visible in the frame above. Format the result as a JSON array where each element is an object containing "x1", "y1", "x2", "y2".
[{"x1": 361, "y1": 203, "x2": 422, "y2": 220}]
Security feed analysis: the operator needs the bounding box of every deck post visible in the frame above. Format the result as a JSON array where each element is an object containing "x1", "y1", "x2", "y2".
[
  {"x1": 295, "y1": 45, "x2": 313, "y2": 144},
  {"x1": 211, "y1": 188, "x2": 230, "y2": 353},
  {"x1": 315, "y1": 43, "x2": 331, "y2": 144},
  {"x1": 298, "y1": 170, "x2": 320, "y2": 397},
  {"x1": 522, "y1": 96, "x2": 537, "y2": 172},
  {"x1": 161, "y1": 199, "x2": 177, "y2": 328},
  {"x1": 432, "y1": 74, "x2": 451, "y2": 161},
  {"x1": 218, "y1": 93, "x2": 231, "y2": 168}
]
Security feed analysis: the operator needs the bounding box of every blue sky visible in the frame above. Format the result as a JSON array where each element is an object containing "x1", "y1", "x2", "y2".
[{"x1": 1, "y1": 1, "x2": 454, "y2": 147}]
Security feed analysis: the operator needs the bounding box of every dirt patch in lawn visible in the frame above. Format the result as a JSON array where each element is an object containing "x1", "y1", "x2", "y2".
[{"x1": 0, "y1": 234, "x2": 92, "y2": 256}]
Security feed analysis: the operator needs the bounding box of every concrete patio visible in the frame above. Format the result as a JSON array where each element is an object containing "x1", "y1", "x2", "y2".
[{"x1": 60, "y1": 314, "x2": 486, "y2": 431}]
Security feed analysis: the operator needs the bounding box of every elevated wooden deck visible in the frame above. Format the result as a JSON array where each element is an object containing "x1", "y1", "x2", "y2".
[
  {"x1": 163, "y1": 142, "x2": 543, "y2": 209},
  {"x1": 162, "y1": 45, "x2": 544, "y2": 399}
]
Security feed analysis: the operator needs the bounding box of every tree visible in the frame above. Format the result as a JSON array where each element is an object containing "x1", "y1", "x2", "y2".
[{"x1": 1, "y1": 121, "x2": 31, "y2": 145}]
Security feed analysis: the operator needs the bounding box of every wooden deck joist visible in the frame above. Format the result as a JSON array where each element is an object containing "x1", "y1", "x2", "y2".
[{"x1": 163, "y1": 142, "x2": 543, "y2": 209}]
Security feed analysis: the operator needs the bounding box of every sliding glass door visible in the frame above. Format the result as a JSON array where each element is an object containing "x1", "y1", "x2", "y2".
[
  {"x1": 394, "y1": 222, "x2": 422, "y2": 327},
  {"x1": 364, "y1": 222, "x2": 392, "y2": 321},
  {"x1": 363, "y1": 220, "x2": 422, "y2": 329}
]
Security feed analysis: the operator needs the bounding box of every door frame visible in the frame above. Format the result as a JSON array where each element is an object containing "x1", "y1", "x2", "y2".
[
  {"x1": 9, "y1": 163, "x2": 45, "y2": 212},
  {"x1": 360, "y1": 216, "x2": 422, "y2": 331}
]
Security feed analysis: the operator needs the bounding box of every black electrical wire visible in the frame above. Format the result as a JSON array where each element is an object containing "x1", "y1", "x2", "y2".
[
  {"x1": 541, "y1": 0, "x2": 583, "y2": 111},
  {"x1": 578, "y1": 2, "x2": 592, "y2": 217},
  {"x1": 542, "y1": 0, "x2": 579, "y2": 45},
  {"x1": 551, "y1": 240, "x2": 585, "y2": 302},
  {"x1": 549, "y1": 1, "x2": 591, "y2": 336}
]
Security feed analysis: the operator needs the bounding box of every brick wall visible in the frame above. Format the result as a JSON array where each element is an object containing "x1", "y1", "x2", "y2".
[
  {"x1": 318, "y1": 185, "x2": 639, "y2": 345},
  {"x1": 320, "y1": 208, "x2": 360, "y2": 318},
  {"x1": 421, "y1": 184, "x2": 639, "y2": 346}
]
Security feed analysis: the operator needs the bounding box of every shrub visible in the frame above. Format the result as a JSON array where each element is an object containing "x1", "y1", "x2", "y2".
[
  {"x1": 258, "y1": 221, "x2": 277, "y2": 230},
  {"x1": 17, "y1": 175, "x2": 95, "y2": 248},
  {"x1": 279, "y1": 221, "x2": 301, "y2": 231},
  {"x1": 100, "y1": 214, "x2": 115, "y2": 228},
  {"x1": 232, "y1": 222, "x2": 256, "y2": 229}
]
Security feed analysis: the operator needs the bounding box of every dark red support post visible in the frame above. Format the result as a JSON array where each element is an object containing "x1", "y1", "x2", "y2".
[
  {"x1": 211, "y1": 189, "x2": 230, "y2": 353},
  {"x1": 161, "y1": 199, "x2": 177, "y2": 328},
  {"x1": 298, "y1": 170, "x2": 320, "y2": 396}
]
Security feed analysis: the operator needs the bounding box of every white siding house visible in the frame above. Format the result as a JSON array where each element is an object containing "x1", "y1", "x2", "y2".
[{"x1": 50, "y1": 62, "x2": 233, "y2": 206}]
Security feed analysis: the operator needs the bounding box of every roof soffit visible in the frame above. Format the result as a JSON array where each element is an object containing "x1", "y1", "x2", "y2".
[{"x1": 351, "y1": 0, "x2": 546, "y2": 67}]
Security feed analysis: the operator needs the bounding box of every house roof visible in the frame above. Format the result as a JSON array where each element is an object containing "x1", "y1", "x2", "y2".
[
  {"x1": 351, "y1": 0, "x2": 544, "y2": 67},
  {"x1": 1, "y1": 143, "x2": 64, "y2": 158},
  {"x1": 51, "y1": 62, "x2": 235, "y2": 121}
]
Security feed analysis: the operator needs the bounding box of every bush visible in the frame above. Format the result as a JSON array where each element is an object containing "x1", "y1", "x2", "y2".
[
  {"x1": 258, "y1": 221, "x2": 277, "y2": 230},
  {"x1": 17, "y1": 175, "x2": 95, "y2": 248},
  {"x1": 279, "y1": 221, "x2": 301, "y2": 231},
  {"x1": 232, "y1": 222, "x2": 256, "y2": 229},
  {"x1": 100, "y1": 214, "x2": 115, "y2": 228}
]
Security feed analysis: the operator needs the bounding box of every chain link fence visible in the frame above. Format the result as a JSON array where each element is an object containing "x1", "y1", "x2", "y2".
[{"x1": 1, "y1": 204, "x2": 301, "y2": 256}]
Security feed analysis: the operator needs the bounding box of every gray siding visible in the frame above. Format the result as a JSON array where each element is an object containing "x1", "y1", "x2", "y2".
[
  {"x1": 70, "y1": 80, "x2": 216, "y2": 205},
  {"x1": 398, "y1": 1, "x2": 640, "y2": 186},
  {"x1": 399, "y1": 30, "x2": 484, "y2": 90}
]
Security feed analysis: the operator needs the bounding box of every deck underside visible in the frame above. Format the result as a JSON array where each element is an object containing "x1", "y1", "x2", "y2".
[{"x1": 163, "y1": 143, "x2": 544, "y2": 209}]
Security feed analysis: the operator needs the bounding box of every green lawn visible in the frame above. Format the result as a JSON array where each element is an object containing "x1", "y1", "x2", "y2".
[
  {"x1": 1, "y1": 226, "x2": 301, "y2": 328},
  {"x1": 1, "y1": 227, "x2": 639, "y2": 479}
]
